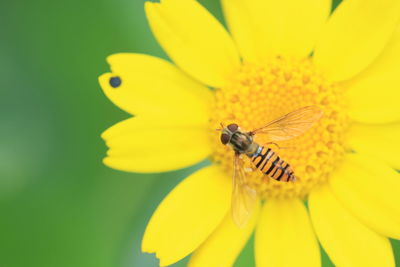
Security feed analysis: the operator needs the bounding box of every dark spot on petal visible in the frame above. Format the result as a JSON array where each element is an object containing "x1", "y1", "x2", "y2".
[
  {"x1": 227, "y1": 123, "x2": 238, "y2": 132},
  {"x1": 109, "y1": 76, "x2": 121, "y2": 88},
  {"x1": 220, "y1": 133, "x2": 230, "y2": 145}
]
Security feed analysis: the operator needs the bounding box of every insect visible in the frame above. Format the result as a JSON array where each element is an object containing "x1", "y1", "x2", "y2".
[{"x1": 219, "y1": 106, "x2": 323, "y2": 227}]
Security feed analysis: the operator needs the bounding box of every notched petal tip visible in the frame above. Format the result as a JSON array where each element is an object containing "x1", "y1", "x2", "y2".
[
  {"x1": 140, "y1": 248, "x2": 171, "y2": 267},
  {"x1": 141, "y1": 239, "x2": 154, "y2": 254},
  {"x1": 101, "y1": 121, "x2": 121, "y2": 141},
  {"x1": 139, "y1": 166, "x2": 231, "y2": 266},
  {"x1": 100, "y1": 130, "x2": 108, "y2": 141},
  {"x1": 143, "y1": 238, "x2": 185, "y2": 267}
]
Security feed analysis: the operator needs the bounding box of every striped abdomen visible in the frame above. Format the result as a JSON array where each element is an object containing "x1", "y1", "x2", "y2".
[{"x1": 250, "y1": 146, "x2": 295, "y2": 182}]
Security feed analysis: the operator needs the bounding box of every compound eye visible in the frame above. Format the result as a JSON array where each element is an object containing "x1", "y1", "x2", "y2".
[
  {"x1": 227, "y1": 123, "x2": 238, "y2": 132},
  {"x1": 220, "y1": 133, "x2": 230, "y2": 145}
]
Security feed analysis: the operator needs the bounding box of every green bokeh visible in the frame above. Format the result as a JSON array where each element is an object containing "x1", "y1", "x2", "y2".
[{"x1": 1, "y1": 0, "x2": 398, "y2": 267}]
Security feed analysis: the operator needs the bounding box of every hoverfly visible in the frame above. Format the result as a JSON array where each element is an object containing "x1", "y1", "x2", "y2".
[{"x1": 219, "y1": 106, "x2": 323, "y2": 227}]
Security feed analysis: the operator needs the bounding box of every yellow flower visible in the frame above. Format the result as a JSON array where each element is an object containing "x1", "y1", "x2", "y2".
[{"x1": 99, "y1": 0, "x2": 400, "y2": 266}]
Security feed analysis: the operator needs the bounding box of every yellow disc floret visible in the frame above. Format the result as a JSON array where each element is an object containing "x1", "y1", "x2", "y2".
[{"x1": 210, "y1": 56, "x2": 349, "y2": 199}]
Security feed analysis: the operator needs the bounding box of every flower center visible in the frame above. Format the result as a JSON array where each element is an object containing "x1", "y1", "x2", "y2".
[{"x1": 210, "y1": 57, "x2": 349, "y2": 199}]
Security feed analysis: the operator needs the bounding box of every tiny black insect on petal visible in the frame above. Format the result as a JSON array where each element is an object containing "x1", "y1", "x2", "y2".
[{"x1": 109, "y1": 76, "x2": 122, "y2": 88}]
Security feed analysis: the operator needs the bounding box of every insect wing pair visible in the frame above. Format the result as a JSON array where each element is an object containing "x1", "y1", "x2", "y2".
[{"x1": 230, "y1": 106, "x2": 323, "y2": 227}]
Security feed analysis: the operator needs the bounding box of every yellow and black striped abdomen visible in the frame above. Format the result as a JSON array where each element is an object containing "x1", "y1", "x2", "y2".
[{"x1": 250, "y1": 146, "x2": 295, "y2": 182}]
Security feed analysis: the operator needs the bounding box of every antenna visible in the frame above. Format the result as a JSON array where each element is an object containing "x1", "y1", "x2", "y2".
[{"x1": 216, "y1": 122, "x2": 225, "y2": 131}]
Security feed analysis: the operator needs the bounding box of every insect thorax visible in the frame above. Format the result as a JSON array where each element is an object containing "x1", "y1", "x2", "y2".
[{"x1": 230, "y1": 132, "x2": 255, "y2": 154}]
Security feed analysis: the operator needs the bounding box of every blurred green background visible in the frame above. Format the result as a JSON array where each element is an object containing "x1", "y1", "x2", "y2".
[{"x1": 1, "y1": 0, "x2": 399, "y2": 266}]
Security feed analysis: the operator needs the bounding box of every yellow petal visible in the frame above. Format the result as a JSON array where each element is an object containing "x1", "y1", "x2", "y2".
[
  {"x1": 345, "y1": 26, "x2": 400, "y2": 123},
  {"x1": 221, "y1": 0, "x2": 331, "y2": 61},
  {"x1": 102, "y1": 117, "x2": 212, "y2": 173},
  {"x1": 142, "y1": 166, "x2": 231, "y2": 266},
  {"x1": 145, "y1": 0, "x2": 240, "y2": 88},
  {"x1": 188, "y1": 201, "x2": 259, "y2": 267},
  {"x1": 99, "y1": 53, "x2": 212, "y2": 124},
  {"x1": 329, "y1": 153, "x2": 400, "y2": 239},
  {"x1": 255, "y1": 199, "x2": 320, "y2": 267},
  {"x1": 309, "y1": 185, "x2": 394, "y2": 267},
  {"x1": 347, "y1": 122, "x2": 400, "y2": 169},
  {"x1": 313, "y1": 0, "x2": 400, "y2": 81}
]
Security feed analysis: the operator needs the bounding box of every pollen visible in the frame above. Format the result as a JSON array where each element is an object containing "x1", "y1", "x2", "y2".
[{"x1": 210, "y1": 57, "x2": 349, "y2": 199}]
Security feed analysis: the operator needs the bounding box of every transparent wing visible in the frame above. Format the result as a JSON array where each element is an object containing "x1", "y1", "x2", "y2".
[
  {"x1": 231, "y1": 153, "x2": 257, "y2": 228},
  {"x1": 250, "y1": 106, "x2": 323, "y2": 141}
]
